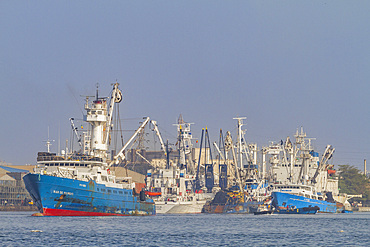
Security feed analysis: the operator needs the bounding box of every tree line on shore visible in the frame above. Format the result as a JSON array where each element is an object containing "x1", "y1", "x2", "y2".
[{"x1": 338, "y1": 165, "x2": 370, "y2": 206}]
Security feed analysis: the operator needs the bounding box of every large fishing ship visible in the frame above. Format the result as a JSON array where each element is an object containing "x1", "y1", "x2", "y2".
[
  {"x1": 23, "y1": 83, "x2": 155, "y2": 216},
  {"x1": 266, "y1": 128, "x2": 338, "y2": 213},
  {"x1": 271, "y1": 184, "x2": 335, "y2": 214}
]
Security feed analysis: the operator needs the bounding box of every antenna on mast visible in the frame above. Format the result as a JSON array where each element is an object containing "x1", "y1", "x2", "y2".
[
  {"x1": 44, "y1": 126, "x2": 55, "y2": 153},
  {"x1": 96, "y1": 83, "x2": 100, "y2": 100}
]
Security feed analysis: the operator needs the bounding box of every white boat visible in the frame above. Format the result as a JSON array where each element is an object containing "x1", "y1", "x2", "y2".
[
  {"x1": 155, "y1": 198, "x2": 207, "y2": 214},
  {"x1": 146, "y1": 115, "x2": 213, "y2": 214}
]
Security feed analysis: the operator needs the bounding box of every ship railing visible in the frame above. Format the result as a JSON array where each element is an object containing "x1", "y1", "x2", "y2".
[
  {"x1": 56, "y1": 167, "x2": 76, "y2": 179},
  {"x1": 115, "y1": 177, "x2": 133, "y2": 188}
]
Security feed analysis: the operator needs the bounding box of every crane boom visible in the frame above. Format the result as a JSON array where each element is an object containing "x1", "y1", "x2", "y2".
[
  {"x1": 109, "y1": 117, "x2": 150, "y2": 166},
  {"x1": 69, "y1": 118, "x2": 82, "y2": 148},
  {"x1": 104, "y1": 83, "x2": 122, "y2": 146},
  {"x1": 312, "y1": 145, "x2": 335, "y2": 183},
  {"x1": 213, "y1": 141, "x2": 225, "y2": 161},
  {"x1": 151, "y1": 120, "x2": 167, "y2": 156},
  {"x1": 136, "y1": 150, "x2": 152, "y2": 166}
]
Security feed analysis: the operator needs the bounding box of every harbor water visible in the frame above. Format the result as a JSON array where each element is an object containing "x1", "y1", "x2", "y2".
[{"x1": 0, "y1": 211, "x2": 369, "y2": 246}]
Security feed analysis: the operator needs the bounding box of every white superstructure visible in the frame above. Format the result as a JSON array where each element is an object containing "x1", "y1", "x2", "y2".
[
  {"x1": 146, "y1": 115, "x2": 213, "y2": 214},
  {"x1": 34, "y1": 83, "x2": 148, "y2": 191}
]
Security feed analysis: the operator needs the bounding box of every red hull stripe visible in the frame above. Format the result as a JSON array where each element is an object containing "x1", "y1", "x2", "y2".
[{"x1": 43, "y1": 208, "x2": 133, "y2": 216}]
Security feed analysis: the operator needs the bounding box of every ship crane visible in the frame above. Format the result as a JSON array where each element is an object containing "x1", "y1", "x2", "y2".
[
  {"x1": 213, "y1": 142, "x2": 225, "y2": 161},
  {"x1": 150, "y1": 120, "x2": 167, "y2": 157},
  {"x1": 225, "y1": 131, "x2": 244, "y2": 192},
  {"x1": 69, "y1": 118, "x2": 83, "y2": 149},
  {"x1": 195, "y1": 127, "x2": 215, "y2": 192},
  {"x1": 109, "y1": 117, "x2": 150, "y2": 166},
  {"x1": 214, "y1": 129, "x2": 229, "y2": 189},
  {"x1": 233, "y1": 117, "x2": 257, "y2": 173},
  {"x1": 136, "y1": 150, "x2": 152, "y2": 166},
  {"x1": 311, "y1": 145, "x2": 335, "y2": 184},
  {"x1": 104, "y1": 83, "x2": 123, "y2": 146}
]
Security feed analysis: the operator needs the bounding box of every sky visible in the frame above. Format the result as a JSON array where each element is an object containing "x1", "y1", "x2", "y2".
[{"x1": 1, "y1": 1, "x2": 370, "y2": 171}]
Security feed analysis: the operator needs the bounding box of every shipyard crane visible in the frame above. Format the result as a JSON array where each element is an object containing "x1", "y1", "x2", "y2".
[{"x1": 109, "y1": 117, "x2": 150, "y2": 166}]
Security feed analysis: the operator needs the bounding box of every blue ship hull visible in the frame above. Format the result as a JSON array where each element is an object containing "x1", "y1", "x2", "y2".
[
  {"x1": 272, "y1": 191, "x2": 337, "y2": 213},
  {"x1": 23, "y1": 173, "x2": 155, "y2": 216}
]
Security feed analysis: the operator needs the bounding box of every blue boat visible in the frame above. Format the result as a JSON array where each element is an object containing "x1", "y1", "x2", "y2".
[
  {"x1": 23, "y1": 83, "x2": 155, "y2": 216},
  {"x1": 271, "y1": 184, "x2": 337, "y2": 214},
  {"x1": 24, "y1": 173, "x2": 155, "y2": 216}
]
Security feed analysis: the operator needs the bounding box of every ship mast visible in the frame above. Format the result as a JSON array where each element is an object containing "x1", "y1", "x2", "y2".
[
  {"x1": 173, "y1": 114, "x2": 194, "y2": 172},
  {"x1": 83, "y1": 83, "x2": 122, "y2": 161}
]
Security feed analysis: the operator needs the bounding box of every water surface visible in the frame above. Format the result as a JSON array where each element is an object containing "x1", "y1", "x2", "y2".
[{"x1": 0, "y1": 211, "x2": 369, "y2": 246}]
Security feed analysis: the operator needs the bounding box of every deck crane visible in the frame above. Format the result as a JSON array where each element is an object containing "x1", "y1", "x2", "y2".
[
  {"x1": 69, "y1": 118, "x2": 83, "y2": 149},
  {"x1": 195, "y1": 127, "x2": 214, "y2": 192},
  {"x1": 214, "y1": 129, "x2": 229, "y2": 189},
  {"x1": 109, "y1": 117, "x2": 150, "y2": 166},
  {"x1": 150, "y1": 120, "x2": 167, "y2": 157},
  {"x1": 311, "y1": 144, "x2": 335, "y2": 184},
  {"x1": 225, "y1": 131, "x2": 244, "y2": 192},
  {"x1": 104, "y1": 83, "x2": 122, "y2": 146},
  {"x1": 135, "y1": 150, "x2": 152, "y2": 166},
  {"x1": 213, "y1": 142, "x2": 225, "y2": 161},
  {"x1": 233, "y1": 117, "x2": 257, "y2": 173}
]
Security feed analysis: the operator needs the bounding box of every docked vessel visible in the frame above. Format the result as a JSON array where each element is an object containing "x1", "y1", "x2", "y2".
[
  {"x1": 203, "y1": 189, "x2": 262, "y2": 214},
  {"x1": 146, "y1": 167, "x2": 211, "y2": 214},
  {"x1": 203, "y1": 117, "x2": 269, "y2": 214},
  {"x1": 23, "y1": 83, "x2": 155, "y2": 216},
  {"x1": 266, "y1": 128, "x2": 338, "y2": 213},
  {"x1": 146, "y1": 116, "x2": 212, "y2": 213},
  {"x1": 271, "y1": 184, "x2": 335, "y2": 214}
]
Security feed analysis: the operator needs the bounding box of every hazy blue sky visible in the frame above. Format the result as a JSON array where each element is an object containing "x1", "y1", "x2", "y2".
[{"x1": 1, "y1": 1, "x2": 369, "y2": 171}]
